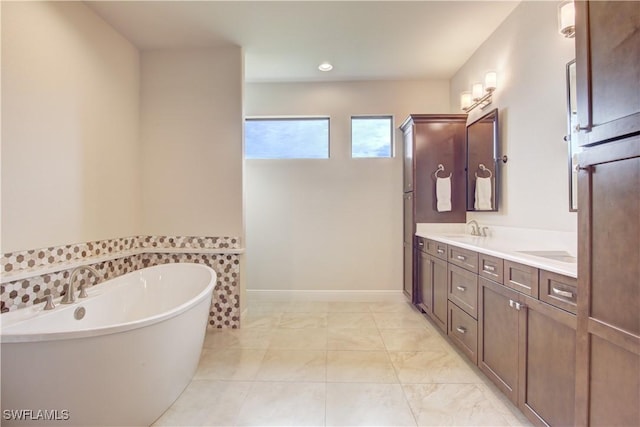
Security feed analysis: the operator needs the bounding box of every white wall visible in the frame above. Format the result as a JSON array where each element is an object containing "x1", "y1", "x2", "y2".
[
  {"x1": 140, "y1": 48, "x2": 244, "y2": 238},
  {"x1": 245, "y1": 80, "x2": 449, "y2": 292},
  {"x1": 450, "y1": 1, "x2": 576, "y2": 232},
  {"x1": 1, "y1": 1, "x2": 141, "y2": 252}
]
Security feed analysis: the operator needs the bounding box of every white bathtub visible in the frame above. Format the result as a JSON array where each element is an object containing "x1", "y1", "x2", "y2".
[{"x1": 1, "y1": 263, "x2": 216, "y2": 426}]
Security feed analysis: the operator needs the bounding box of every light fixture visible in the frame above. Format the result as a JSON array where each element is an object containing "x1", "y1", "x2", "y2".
[
  {"x1": 558, "y1": 1, "x2": 575, "y2": 38},
  {"x1": 318, "y1": 62, "x2": 333, "y2": 72},
  {"x1": 460, "y1": 71, "x2": 497, "y2": 112}
]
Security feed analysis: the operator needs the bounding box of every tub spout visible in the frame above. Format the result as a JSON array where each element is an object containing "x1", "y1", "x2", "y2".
[{"x1": 61, "y1": 265, "x2": 100, "y2": 304}]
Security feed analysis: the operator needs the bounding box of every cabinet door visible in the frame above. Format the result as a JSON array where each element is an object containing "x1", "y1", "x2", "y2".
[
  {"x1": 403, "y1": 241, "x2": 414, "y2": 301},
  {"x1": 417, "y1": 251, "x2": 433, "y2": 314},
  {"x1": 478, "y1": 277, "x2": 520, "y2": 403},
  {"x1": 403, "y1": 126, "x2": 414, "y2": 192},
  {"x1": 519, "y1": 296, "x2": 577, "y2": 427},
  {"x1": 575, "y1": 1, "x2": 640, "y2": 146},
  {"x1": 431, "y1": 256, "x2": 448, "y2": 333},
  {"x1": 575, "y1": 141, "x2": 640, "y2": 426}
]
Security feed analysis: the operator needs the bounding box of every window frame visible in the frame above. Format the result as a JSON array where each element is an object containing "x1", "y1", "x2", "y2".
[
  {"x1": 350, "y1": 115, "x2": 395, "y2": 159},
  {"x1": 244, "y1": 116, "x2": 331, "y2": 160}
]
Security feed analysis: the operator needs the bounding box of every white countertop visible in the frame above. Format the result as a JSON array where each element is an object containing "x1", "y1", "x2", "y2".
[{"x1": 417, "y1": 229, "x2": 577, "y2": 278}]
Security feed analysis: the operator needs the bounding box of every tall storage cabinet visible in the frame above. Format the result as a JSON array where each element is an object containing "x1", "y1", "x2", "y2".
[
  {"x1": 401, "y1": 115, "x2": 467, "y2": 303},
  {"x1": 574, "y1": 1, "x2": 640, "y2": 425}
]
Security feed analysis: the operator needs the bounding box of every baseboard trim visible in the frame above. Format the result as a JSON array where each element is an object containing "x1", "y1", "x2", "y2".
[{"x1": 246, "y1": 289, "x2": 406, "y2": 303}]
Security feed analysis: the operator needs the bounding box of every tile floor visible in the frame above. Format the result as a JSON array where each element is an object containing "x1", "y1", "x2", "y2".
[{"x1": 153, "y1": 300, "x2": 532, "y2": 427}]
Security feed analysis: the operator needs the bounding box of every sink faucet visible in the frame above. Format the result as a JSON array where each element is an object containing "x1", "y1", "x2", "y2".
[
  {"x1": 466, "y1": 220, "x2": 481, "y2": 236},
  {"x1": 61, "y1": 265, "x2": 100, "y2": 304}
]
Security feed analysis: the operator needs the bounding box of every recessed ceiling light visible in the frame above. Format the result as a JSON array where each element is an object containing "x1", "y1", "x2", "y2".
[{"x1": 318, "y1": 62, "x2": 333, "y2": 72}]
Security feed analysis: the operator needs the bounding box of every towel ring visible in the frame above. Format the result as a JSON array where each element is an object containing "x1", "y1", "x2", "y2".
[
  {"x1": 434, "y1": 164, "x2": 452, "y2": 179},
  {"x1": 475, "y1": 164, "x2": 493, "y2": 179}
]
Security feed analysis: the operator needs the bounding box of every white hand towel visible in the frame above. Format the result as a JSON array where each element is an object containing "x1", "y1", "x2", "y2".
[
  {"x1": 475, "y1": 177, "x2": 492, "y2": 210},
  {"x1": 436, "y1": 176, "x2": 452, "y2": 212}
]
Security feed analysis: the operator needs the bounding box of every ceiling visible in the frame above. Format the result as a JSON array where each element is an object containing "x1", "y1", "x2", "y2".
[{"x1": 87, "y1": 1, "x2": 520, "y2": 83}]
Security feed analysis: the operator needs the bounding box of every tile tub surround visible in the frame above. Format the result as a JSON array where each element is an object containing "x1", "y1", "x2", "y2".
[
  {"x1": 153, "y1": 299, "x2": 532, "y2": 427},
  {"x1": 1, "y1": 236, "x2": 242, "y2": 328}
]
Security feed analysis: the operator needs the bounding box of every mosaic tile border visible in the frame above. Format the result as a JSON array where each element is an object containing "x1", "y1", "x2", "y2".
[{"x1": 0, "y1": 236, "x2": 241, "y2": 328}]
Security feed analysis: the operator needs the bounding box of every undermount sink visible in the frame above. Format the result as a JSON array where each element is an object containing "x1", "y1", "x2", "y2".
[{"x1": 516, "y1": 250, "x2": 577, "y2": 264}]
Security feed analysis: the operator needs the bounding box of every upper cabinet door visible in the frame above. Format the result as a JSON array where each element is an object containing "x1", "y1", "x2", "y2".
[
  {"x1": 403, "y1": 125, "x2": 414, "y2": 192},
  {"x1": 575, "y1": 1, "x2": 640, "y2": 147}
]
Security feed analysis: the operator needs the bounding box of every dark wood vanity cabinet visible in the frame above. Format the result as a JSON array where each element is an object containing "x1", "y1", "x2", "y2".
[
  {"x1": 575, "y1": 1, "x2": 640, "y2": 147},
  {"x1": 479, "y1": 277, "x2": 577, "y2": 427}
]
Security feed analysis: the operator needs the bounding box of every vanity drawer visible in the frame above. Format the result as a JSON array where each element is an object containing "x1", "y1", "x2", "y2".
[
  {"x1": 426, "y1": 239, "x2": 448, "y2": 260},
  {"x1": 539, "y1": 270, "x2": 577, "y2": 314},
  {"x1": 448, "y1": 264, "x2": 478, "y2": 319},
  {"x1": 478, "y1": 254, "x2": 504, "y2": 284},
  {"x1": 448, "y1": 246, "x2": 478, "y2": 273},
  {"x1": 448, "y1": 301, "x2": 478, "y2": 364},
  {"x1": 504, "y1": 260, "x2": 539, "y2": 297}
]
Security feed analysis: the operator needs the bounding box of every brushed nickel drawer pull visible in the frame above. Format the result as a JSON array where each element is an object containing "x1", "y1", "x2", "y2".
[
  {"x1": 456, "y1": 255, "x2": 466, "y2": 261},
  {"x1": 456, "y1": 326, "x2": 467, "y2": 334},
  {"x1": 552, "y1": 287, "x2": 574, "y2": 299},
  {"x1": 437, "y1": 249, "x2": 445, "y2": 254},
  {"x1": 456, "y1": 286, "x2": 466, "y2": 292},
  {"x1": 484, "y1": 265, "x2": 496, "y2": 272},
  {"x1": 418, "y1": 241, "x2": 424, "y2": 247}
]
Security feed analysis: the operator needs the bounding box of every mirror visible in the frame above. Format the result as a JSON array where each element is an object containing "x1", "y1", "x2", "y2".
[
  {"x1": 466, "y1": 108, "x2": 499, "y2": 211},
  {"x1": 566, "y1": 60, "x2": 581, "y2": 212}
]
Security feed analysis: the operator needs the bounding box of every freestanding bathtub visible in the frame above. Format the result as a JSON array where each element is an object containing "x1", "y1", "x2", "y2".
[{"x1": 1, "y1": 263, "x2": 216, "y2": 427}]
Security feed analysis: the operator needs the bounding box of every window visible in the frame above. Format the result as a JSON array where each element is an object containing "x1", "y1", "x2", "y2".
[
  {"x1": 351, "y1": 116, "x2": 393, "y2": 158},
  {"x1": 245, "y1": 117, "x2": 329, "y2": 159}
]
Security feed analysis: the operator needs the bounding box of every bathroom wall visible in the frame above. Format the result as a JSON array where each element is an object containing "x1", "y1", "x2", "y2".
[
  {"x1": 245, "y1": 80, "x2": 449, "y2": 296},
  {"x1": 139, "y1": 47, "x2": 244, "y2": 238},
  {"x1": 450, "y1": 0, "x2": 576, "y2": 232},
  {"x1": 1, "y1": 1, "x2": 141, "y2": 253}
]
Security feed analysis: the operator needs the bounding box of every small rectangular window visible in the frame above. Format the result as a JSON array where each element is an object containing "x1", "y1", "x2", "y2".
[
  {"x1": 351, "y1": 116, "x2": 393, "y2": 158},
  {"x1": 245, "y1": 117, "x2": 329, "y2": 159}
]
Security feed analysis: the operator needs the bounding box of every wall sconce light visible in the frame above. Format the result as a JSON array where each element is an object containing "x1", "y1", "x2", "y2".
[
  {"x1": 461, "y1": 71, "x2": 497, "y2": 112},
  {"x1": 558, "y1": 1, "x2": 575, "y2": 38}
]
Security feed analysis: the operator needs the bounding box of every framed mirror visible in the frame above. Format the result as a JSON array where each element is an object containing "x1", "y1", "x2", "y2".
[
  {"x1": 466, "y1": 108, "x2": 499, "y2": 211},
  {"x1": 566, "y1": 59, "x2": 581, "y2": 212}
]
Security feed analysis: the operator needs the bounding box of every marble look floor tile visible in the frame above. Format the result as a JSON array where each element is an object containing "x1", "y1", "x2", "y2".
[
  {"x1": 236, "y1": 382, "x2": 326, "y2": 426},
  {"x1": 327, "y1": 312, "x2": 378, "y2": 329},
  {"x1": 327, "y1": 351, "x2": 398, "y2": 383},
  {"x1": 476, "y1": 382, "x2": 533, "y2": 426},
  {"x1": 379, "y1": 328, "x2": 449, "y2": 352},
  {"x1": 246, "y1": 301, "x2": 289, "y2": 315},
  {"x1": 284, "y1": 301, "x2": 329, "y2": 313},
  {"x1": 204, "y1": 329, "x2": 273, "y2": 349},
  {"x1": 327, "y1": 328, "x2": 386, "y2": 351},
  {"x1": 373, "y1": 311, "x2": 429, "y2": 329},
  {"x1": 368, "y1": 301, "x2": 418, "y2": 314},
  {"x1": 278, "y1": 312, "x2": 328, "y2": 328},
  {"x1": 403, "y1": 383, "x2": 513, "y2": 426},
  {"x1": 194, "y1": 348, "x2": 266, "y2": 381},
  {"x1": 389, "y1": 350, "x2": 482, "y2": 384},
  {"x1": 269, "y1": 328, "x2": 328, "y2": 350},
  {"x1": 326, "y1": 383, "x2": 417, "y2": 426},
  {"x1": 152, "y1": 380, "x2": 251, "y2": 426},
  {"x1": 255, "y1": 349, "x2": 327, "y2": 382},
  {"x1": 241, "y1": 313, "x2": 282, "y2": 329},
  {"x1": 328, "y1": 301, "x2": 372, "y2": 312}
]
